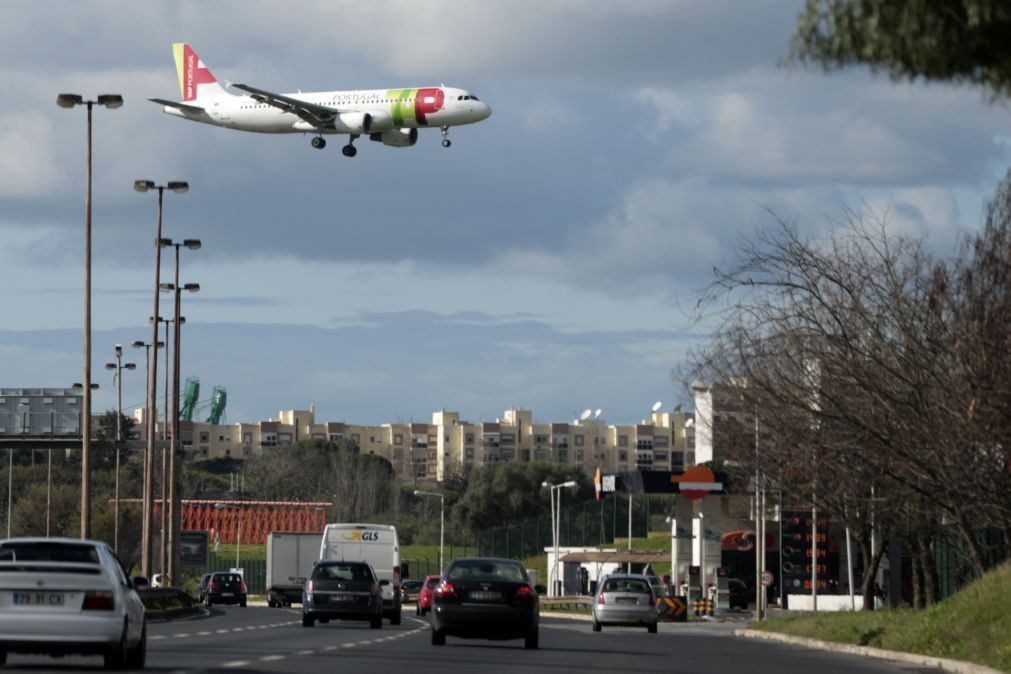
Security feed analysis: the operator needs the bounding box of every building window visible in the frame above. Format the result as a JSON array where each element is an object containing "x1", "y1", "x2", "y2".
[
  {"x1": 395, "y1": 433, "x2": 403, "y2": 445},
  {"x1": 618, "y1": 450, "x2": 628, "y2": 462},
  {"x1": 465, "y1": 433, "x2": 475, "y2": 445},
  {"x1": 687, "y1": 437, "x2": 695, "y2": 449},
  {"x1": 500, "y1": 433, "x2": 515, "y2": 445},
  {"x1": 574, "y1": 435, "x2": 584, "y2": 447},
  {"x1": 534, "y1": 435, "x2": 548, "y2": 445},
  {"x1": 199, "y1": 431, "x2": 209, "y2": 443},
  {"x1": 654, "y1": 436, "x2": 669, "y2": 448},
  {"x1": 618, "y1": 436, "x2": 628, "y2": 447},
  {"x1": 351, "y1": 433, "x2": 360, "y2": 444},
  {"x1": 243, "y1": 432, "x2": 252, "y2": 445}
]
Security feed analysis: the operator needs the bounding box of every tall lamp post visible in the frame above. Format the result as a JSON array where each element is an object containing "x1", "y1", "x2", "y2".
[
  {"x1": 134, "y1": 179, "x2": 187, "y2": 578},
  {"x1": 57, "y1": 92, "x2": 122, "y2": 539},
  {"x1": 162, "y1": 240, "x2": 200, "y2": 584},
  {"x1": 414, "y1": 490, "x2": 445, "y2": 573},
  {"x1": 104, "y1": 345, "x2": 136, "y2": 553},
  {"x1": 541, "y1": 480, "x2": 577, "y2": 596}
]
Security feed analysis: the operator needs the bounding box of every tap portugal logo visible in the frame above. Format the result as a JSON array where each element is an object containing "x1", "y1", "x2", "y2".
[
  {"x1": 388, "y1": 87, "x2": 444, "y2": 126},
  {"x1": 173, "y1": 43, "x2": 217, "y2": 101}
]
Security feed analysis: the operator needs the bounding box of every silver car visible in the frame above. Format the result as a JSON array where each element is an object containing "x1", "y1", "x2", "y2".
[
  {"x1": 591, "y1": 573, "x2": 658, "y2": 633},
  {"x1": 0, "y1": 537, "x2": 147, "y2": 669}
]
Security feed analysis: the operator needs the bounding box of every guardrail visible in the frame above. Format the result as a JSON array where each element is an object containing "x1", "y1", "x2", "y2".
[
  {"x1": 539, "y1": 595, "x2": 592, "y2": 611},
  {"x1": 138, "y1": 588, "x2": 199, "y2": 619}
]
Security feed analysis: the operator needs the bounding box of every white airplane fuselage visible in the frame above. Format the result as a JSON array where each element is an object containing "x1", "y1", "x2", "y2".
[{"x1": 161, "y1": 86, "x2": 490, "y2": 136}]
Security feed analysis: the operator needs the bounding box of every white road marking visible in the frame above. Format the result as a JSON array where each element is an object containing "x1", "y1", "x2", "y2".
[
  {"x1": 222, "y1": 660, "x2": 250, "y2": 668},
  {"x1": 260, "y1": 655, "x2": 286, "y2": 661}
]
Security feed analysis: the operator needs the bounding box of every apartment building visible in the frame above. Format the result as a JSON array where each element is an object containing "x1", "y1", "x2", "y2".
[{"x1": 132, "y1": 405, "x2": 698, "y2": 484}]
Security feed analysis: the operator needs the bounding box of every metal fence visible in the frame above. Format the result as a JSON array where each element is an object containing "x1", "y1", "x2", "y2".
[
  {"x1": 934, "y1": 526, "x2": 1007, "y2": 600},
  {"x1": 474, "y1": 493, "x2": 662, "y2": 560}
]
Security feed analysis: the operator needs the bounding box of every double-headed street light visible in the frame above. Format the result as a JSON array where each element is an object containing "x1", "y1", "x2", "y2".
[
  {"x1": 413, "y1": 490, "x2": 445, "y2": 573},
  {"x1": 134, "y1": 179, "x2": 187, "y2": 578},
  {"x1": 161, "y1": 239, "x2": 200, "y2": 584},
  {"x1": 57, "y1": 92, "x2": 122, "y2": 539},
  {"x1": 104, "y1": 345, "x2": 136, "y2": 553},
  {"x1": 541, "y1": 480, "x2": 577, "y2": 597}
]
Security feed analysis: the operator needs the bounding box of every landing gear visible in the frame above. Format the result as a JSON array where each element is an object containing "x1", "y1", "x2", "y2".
[
  {"x1": 342, "y1": 134, "x2": 359, "y2": 158},
  {"x1": 441, "y1": 125, "x2": 452, "y2": 148},
  {"x1": 311, "y1": 136, "x2": 326, "y2": 149}
]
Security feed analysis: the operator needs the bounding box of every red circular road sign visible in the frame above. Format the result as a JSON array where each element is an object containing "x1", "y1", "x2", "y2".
[{"x1": 761, "y1": 570, "x2": 774, "y2": 587}]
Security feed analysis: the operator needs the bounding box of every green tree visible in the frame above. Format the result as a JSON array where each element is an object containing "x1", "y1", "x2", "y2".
[{"x1": 790, "y1": 1, "x2": 1011, "y2": 99}]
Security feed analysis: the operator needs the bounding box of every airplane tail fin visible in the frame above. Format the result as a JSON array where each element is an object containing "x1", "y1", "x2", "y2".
[{"x1": 172, "y1": 43, "x2": 229, "y2": 101}]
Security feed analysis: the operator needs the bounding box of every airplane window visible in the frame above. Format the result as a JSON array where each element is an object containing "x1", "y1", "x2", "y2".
[{"x1": 472, "y1": 95, "x2": 480, "y2": 101}]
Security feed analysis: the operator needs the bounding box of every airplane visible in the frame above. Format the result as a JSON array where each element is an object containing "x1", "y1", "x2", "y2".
[{"x1": 150, "y1": 43, "x2": 492, "y2": 157}]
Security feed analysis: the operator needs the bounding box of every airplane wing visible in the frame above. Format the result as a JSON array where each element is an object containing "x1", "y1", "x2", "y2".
[
  {"x1": 231, "y1": 83, "x2": 338, "y2": 128},
  {"x1": 149, "y1": 98, "x2": 206, "y2": 113}
]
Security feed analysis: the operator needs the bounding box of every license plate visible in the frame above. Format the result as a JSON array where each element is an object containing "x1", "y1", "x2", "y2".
[
  {"x1": 616, "y1": 597, "x2": 638, "y2": 605},
  {"x1": 469, "y1": 591, "x2": 502, "y2": 601},
  {"x1": 221, "y1": 592, "x2": 233, "y2": 597},
  {"x1": 333, "y1": 593, "x2": 354, "y2": 602},
  {"x1": 13, "y1": 592, "x2": 65, "y2": 607}
]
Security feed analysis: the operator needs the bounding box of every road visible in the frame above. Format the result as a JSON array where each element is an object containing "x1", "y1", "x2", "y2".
[{"x1": 2, "y1": 607, "x2": 935, "y2": 673}]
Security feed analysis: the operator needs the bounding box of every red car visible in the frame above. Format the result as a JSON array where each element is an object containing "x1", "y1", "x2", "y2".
[{"x1": 415, "y1": 575, "x2": 441, "y2": 615}]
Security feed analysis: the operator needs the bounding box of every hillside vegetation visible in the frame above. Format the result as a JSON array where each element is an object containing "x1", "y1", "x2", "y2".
[{"x1": 752, "y1": 561, "x2": 1011, "y2": 673}]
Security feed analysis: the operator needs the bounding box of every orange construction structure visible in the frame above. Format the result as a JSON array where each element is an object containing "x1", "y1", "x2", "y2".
[{"x1": 181, "y1": 499, "x2": 332, "y2": 544}]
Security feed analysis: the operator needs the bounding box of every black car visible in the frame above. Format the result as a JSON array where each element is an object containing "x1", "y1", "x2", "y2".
[
  {"x1": 728, "y1": 577, "x2": 750, "y2": 610},
  {"x1": 204, "y1": 572, "x2": 247, "y2": 607},
  {"x1": 430, "y1": 557, "x2": 543, "y2": 649},
  {"x1": 400, "y1": 579, "x2": 423, "y2": 603},
  {"x1": 302, "y1": 561, "x2": 384, "y2": 629}
]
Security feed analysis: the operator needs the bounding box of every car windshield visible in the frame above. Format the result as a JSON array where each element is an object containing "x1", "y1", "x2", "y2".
[
  {"x1": 0, "y1": 542, "x2": 99, "y2": 564},
  {"x1": 448, "y1": 561, "x2": 525, "y2": 582},
  {"x1": 315, "y1": 564, "x2": 371, "y2": 581},
  {"x1": 425, "y1": 577, "x2": 440, "y2": 588},
  {"x1": 603, "y1": 578, "x2": 650, "y2": 593}
]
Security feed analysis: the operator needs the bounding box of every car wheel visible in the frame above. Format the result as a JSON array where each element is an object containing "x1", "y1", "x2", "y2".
[
  {"x1": 302, "y1": 614, "x2": 315, "y2": 628},
  {"x1": 240, "y1": 598, "x2": 247, "y2": 608},
  {"x1": 431, "y1": 628, "x2": 446, "y2": 645},
  {"x1": 205, "y1": 596, "x2": 212, "y2": 608},
  {"x1": 524, "y1": 629, "x2": 539, "y2": 650},
  {"x1": 0, "y1": 651, "x2": 7, "y2": 665},
  {"x1": 416, "y1": 605, "x2": 422, "y2": 616},
  {"x1": 648, "y1": 622, "x2": 658, "y2": 634},
  {"x1": 104, "y1": 624, "x2": 129, "y2": 670},
  {"x1": 592, "y1": 619, "x2": 602, "y2": 632},
  {"x1": 126, "y1": 622, "x2": 147, "y2": 669}
]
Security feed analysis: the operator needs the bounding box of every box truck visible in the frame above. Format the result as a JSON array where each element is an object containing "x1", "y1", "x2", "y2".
[{"x1": 266, "y1": 531, "x2": 321, "y2": 608}]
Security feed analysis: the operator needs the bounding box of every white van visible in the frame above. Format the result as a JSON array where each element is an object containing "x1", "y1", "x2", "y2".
[{"x1": 318, "y1": 523, "x2": 401, "y2": 624}]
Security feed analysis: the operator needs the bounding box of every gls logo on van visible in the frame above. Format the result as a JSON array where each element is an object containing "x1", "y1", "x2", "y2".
[{"x1": 342, "y1": 531, "x2": 381, "y2": 542}]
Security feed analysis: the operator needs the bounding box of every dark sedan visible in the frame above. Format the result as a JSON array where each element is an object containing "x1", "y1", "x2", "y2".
[
  {"x1": 430, "y1": 557, "x2": 542, "y2": 649},
  {"x1": 302, "y1": 561, "x2": 384, "y2": 629},
  {"x1": 204, "y1": 572, "x2": 247, "y2": 607}
]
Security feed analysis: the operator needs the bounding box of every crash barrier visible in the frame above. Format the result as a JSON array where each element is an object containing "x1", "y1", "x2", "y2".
[
  {"x1": 692, "y1": 598, "x2": 714, "y2": 616},
  {"x1": 539, "y1": 596, "x2": 593, "y2": 612},
  {"x1": 138, "y1": 588, "x2": 199, "y2": 619},
  {"x1": 656, "y1": 595, "x2": 688, "y2": 622}
]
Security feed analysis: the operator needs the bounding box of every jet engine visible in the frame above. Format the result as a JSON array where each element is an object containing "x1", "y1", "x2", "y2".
[
  {"x1": 369, "y1": 128, "x2": 418, "y2": 147},
  {"x1": 332, "y1": 111, "x2": 373, "y2": 134}
]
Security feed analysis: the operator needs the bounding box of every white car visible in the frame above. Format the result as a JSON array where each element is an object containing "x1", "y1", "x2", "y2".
[{"x1": 0, "y1": 537, "x2": 147, "y2": 669}]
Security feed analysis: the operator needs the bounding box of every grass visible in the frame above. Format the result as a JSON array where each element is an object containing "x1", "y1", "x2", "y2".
[{"x1": 751, "y1": 560, "x2": 1011, "y2": 673}]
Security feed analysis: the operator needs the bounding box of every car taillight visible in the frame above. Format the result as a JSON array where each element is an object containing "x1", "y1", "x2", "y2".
[
  {"x1": 648, "y1": 591, "x2": 656, "y2": 607},
  {"x1": 82, "y1": 591, "x2": 115, "y2": 611},
  {"x1": 434, "y1": 581, "x2": 458, "y2": 601},
  {"x1": 514, "y1": 585, "x2": 535, "y2": 602},
  {"x1": 240, "y1": 581, "x2": 247, "y2": 592},
  {"x1": 597, "y1": 592, "x2": 606, "y2": 605},
  {"x1": 208, "y1": 580, "x2": 217, "y2": 591}
]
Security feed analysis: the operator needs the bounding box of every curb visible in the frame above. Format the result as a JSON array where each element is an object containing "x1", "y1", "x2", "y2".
[{"x1": 735, "y1": 629, "x2": 1005, "y2": 674}]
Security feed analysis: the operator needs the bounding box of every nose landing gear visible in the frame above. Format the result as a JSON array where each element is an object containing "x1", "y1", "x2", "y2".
[{"x1": 441, "y1": 126, "x2": 452, "y2": 148}]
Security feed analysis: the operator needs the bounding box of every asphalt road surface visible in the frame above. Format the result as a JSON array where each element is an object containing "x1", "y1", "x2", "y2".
[{"x1": 1, "y1": 607, "x2": 940, "y2": 673}]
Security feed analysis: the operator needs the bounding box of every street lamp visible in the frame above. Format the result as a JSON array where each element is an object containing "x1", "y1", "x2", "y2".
[
  {"x1": 58, "y1": 92, "x2": 123, "y2": 539},
  {"x1": 134, "y1": 178, "x2": 187, "y2": 578},
  {"x1": 541, "y1": 480, "x2": 577, "y2": 597},
  {"x1": 414, "y1": 490, "x2": 445, "y2": 573},
  {"x1": 148, "y1": 314, "x2": 183, "y2": 579},
  {"x1": 104, "y1": 345, "x2": 136, "y2": 554},
  {"x1": 161, "y1": 240, "x2": 200, "y2": 584}
]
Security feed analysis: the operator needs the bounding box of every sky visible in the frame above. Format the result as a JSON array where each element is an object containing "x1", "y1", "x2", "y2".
[{"x1": 2, "y1": 1, "x2": 1010, "y2": 428}]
